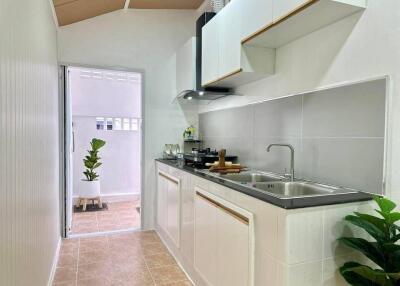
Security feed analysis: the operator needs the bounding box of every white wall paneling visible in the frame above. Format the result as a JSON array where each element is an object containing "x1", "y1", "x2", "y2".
[{"x1": 0, "y1": 0, "x2": 60, "y2": 285}]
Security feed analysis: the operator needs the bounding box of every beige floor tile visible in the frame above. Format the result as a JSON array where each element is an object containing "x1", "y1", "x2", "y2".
[
  {"x1": 77, "y1": 276, "x2": 121, "y2": 286},
  {"x1": 143, "y1": 242, "x2": 168, "y2": 256},
  {"x1": 60, "y1": 239, "x2": 79, "y2": 255},
  {"x1": 71, "y1": 200, "x2": 140, "y2": 235},
  {"x1": 58, "y1": 253, "x2": 78, "y2": 267},
  {"x1": 145, "y1": 253, "x2": 176, "y2": 269},
  {"x1": 53, "y1": 280, "x2": 77, "y2": 286},
  {"x1": 77, "y1": 261, "x2": 114, "y2": 281},
  {"x1": 122, "y1": 269, "x2": 155, "y2": 286},
  {"x1": 149, "y1": 265, "x2": 188, "y2": 285},
  {"x1": 79, "y1": 238, "x2": 109, "y2": 253},
  {"x1": 78, "y1": 250, "x2": 111, "y2": 265},
  {"x1": 53, "y1": 266, "x2": 77, "y2": 284},
  {"x1": 162, "y1": 280, "x2": 193, "y2": 286}
]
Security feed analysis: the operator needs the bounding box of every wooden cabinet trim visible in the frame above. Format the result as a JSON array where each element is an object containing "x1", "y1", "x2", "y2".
[
  {"x1": 196, "y1": 191, "x2": 249, "y2": 225},
  {"x1": 241, "y1": 0, "x2": 319, "y2": 44},
  {"x1": 159, "y1": 172, "x2": 179, "y2": 185},
  {"x1": 202, "y1": 68, "x2": 243, "y2": 87}
]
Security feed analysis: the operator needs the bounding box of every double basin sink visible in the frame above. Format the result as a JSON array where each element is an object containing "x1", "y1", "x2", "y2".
[{"x1": 200, "y1": 171, "x2": 358, "y2": 199}]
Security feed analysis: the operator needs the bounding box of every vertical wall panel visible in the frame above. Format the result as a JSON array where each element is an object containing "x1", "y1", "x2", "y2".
[{"x1": 0, "y1": 0, "x2": 60, "y2": 285}]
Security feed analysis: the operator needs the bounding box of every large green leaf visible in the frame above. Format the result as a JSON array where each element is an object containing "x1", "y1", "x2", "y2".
[
  {"x1": 340, "y1": 262, "x2": 382, "y2": 286},
  {"x1": 338, "y1": 238, "x2": 386, "y2": 269},
  {"x1": 375, "y1": 196, "x2": 397, "y2": 214},
  {"x1": 350, "y1": 265, "x2": 395, "y2": 286},
  {"x1": 381, "y1": 244, "x2": 400, "y2": 273},
  {"x1": 91, "y1": 138, "x2": 106, "y2": 151},
  {"x1": 345, "y1": 215, "x2": 386, "y2": 242},
  {"x1": 354, "y1": 212, "x2": 386, "y2": 232}
]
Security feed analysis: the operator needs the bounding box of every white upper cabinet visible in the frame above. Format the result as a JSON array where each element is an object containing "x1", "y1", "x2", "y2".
[
  {"x1": 244, "y1": 0, "x2": 367, "y2": 48},
  {"x1": 273, "y1": 0, "x2": 309, "y2": 22},
  {"x1": 241, "y1": 0, "x2": 273, "y2": 41},
  {"x1": 202, "y1": 1, "x2": 275, "y2": 88},
  {"x1": 176, "y1": 37, "x2": 196, "y2": 95},
  {"x1": 218, "y1": 0, "x2": 242, "y2": 79},
  {"x1": 202, "y1": 15, "x2": 220, "y2": 86}
]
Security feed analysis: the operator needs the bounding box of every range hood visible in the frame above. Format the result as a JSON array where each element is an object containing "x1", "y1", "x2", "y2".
[{"x1": 179, "y1": 12, "x2": 233, "y2": 101}]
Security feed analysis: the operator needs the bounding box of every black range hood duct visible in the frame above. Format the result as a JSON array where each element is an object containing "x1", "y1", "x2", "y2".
[{"x1": 180, "y1": 12, "x2": 233, "y2": 100}]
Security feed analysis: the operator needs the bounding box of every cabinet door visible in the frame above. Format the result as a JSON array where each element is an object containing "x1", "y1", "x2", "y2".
[
  {"x1": 166, "y1": 177, "x2": 180, "y2": 248},
  {"x1": 241, "y1": 0, "x2": 273, "y2": 41},
  {"x1": 181, "y1": 173, "x2": 195, "y2": 263},
  {"x1": 194, "y1": 190, "x2": 218, "y2": 286},
  {"x1": 157, "y1": 173, "x2": 167, "y2": 232},
  {"x1": 216, "y1": 207, "x2": 250, "y2": 286},
  {"x1": 273, "y1": 0, "x2": 309, "y2": 22},
  {"x1": 202, "y1": 15, "x2": 220, "y2": 86},
  {"x1": 218, "y1": 0, "x2": 242, "y2": 79}
]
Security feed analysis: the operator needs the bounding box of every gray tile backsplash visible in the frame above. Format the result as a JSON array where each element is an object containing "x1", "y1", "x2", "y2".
[
  {"x1": 302, "y1": 80, "x2": 386, "y2": 138},
  {"x1": 199, "y1": 78, "x2": 387, "y2": 194}
]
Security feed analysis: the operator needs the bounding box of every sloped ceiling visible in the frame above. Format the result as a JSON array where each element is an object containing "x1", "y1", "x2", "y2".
[{"x1": 53, "y1": 0, "x2": 205, "y2": 26}]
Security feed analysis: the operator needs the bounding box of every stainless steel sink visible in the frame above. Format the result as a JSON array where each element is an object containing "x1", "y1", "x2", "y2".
[
  {"x1": 253, "y1": 181, "x2": 355, "y2": 198},
  {"x1": 219, "y1": 172, "x2": 284, "y2": 183}
]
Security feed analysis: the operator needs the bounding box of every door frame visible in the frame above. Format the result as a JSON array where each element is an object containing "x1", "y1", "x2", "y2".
[{"x1": 59, "y1": 63, "x2": 146, "y2": 238}]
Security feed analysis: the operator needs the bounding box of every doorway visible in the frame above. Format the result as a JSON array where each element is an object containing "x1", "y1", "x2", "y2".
[{"x1": 62, "y1": 66, "x2": 143, "y2": 237}]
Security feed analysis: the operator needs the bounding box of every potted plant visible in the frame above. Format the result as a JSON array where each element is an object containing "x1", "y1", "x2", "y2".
[
  {"x1": 338, "y1": 196, "x2": 400, "y2": 285},
  {"x1": 78, "y1": 138, "x2": 106, "y2": 205},
  {"x1": 183, "y1": 125, "x2": 196, "y2": 140}
]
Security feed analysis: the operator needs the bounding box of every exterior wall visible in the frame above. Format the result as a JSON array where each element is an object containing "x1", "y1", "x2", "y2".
[
  {"x1": 0, "y1": 0, "x2": 60, "y2": 285},
  {"x1": 69, "y1": 68, "x2": 141, "y2": 197}
]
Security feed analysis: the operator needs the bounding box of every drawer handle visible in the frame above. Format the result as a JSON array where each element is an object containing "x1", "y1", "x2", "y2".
[
  {"x1": 196, "y1": 191, "x2": 249, "y2": 225},
  {"x1": 159, "y1": 172, "x2": 179, "y2": 185}
]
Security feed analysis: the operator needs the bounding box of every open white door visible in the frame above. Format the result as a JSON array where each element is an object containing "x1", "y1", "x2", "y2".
[{"x1": 65, "y1": 68, "x2": 74, "y2": 234}]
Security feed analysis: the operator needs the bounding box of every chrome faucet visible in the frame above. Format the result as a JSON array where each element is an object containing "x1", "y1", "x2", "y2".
[{"x1": 266, "y1": 144, "x2": 295, "y2": 181}]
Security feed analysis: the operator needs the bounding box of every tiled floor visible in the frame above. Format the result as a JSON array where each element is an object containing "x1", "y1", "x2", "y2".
[
  {"x1": 53, "y1": 231, "x2": 193, "y2": 286},
  {"x1": 71, "y1": 200, "x2": 141, "y2": 235}
]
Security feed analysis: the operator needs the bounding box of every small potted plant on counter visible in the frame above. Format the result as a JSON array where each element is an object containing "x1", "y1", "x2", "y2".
[
  {"x1": 338, "y1": 196, "x2": 400, "y2": 285},
  {"x1": 183, "y1": 125, "x2": 196, "y2": 140},
  {"x1": 77, "y1": 138, "x2": 106, "y2": 211}
]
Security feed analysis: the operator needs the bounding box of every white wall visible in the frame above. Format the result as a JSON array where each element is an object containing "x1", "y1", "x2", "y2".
[
  {"x1": 69, "y1": 67, "x2": 142, "y2": 197},
  {"x1": 199, "y1": 0, "x2": 400, "y2": 202},
  {"x1": 0, "y1": 0, "x2": 60, "y2": 285},
  {"x1": 58, "y1": 9, "x2": 198, "y2": 229}
]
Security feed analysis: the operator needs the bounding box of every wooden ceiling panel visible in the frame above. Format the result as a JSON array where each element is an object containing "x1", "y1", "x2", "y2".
[
  {"x1": 129, "y1": 0, "x2": 205, "y2": 9},
  {"x1": 54, "y1": 0, "x2": 125, "y2": 26}
]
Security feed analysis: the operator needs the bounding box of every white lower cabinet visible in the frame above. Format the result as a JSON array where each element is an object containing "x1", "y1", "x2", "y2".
[
  {"x1": 157, "y1": 170, "x2": 181, "y2": 248},
  {"x1": 157, "y1": 171, "x2": 168, "y2": 232},
  {"x1": 167, "y1": 179, "x2": 180, "y2": 247},
  {"x1": 216, "y1": 206, "x2": 249, "y2": 286},
  {"x1": 194, "y1": 187, "x2": 252, "y2": 286},
  {"x1": 194, "y1": 189, "x2": 218, "y2": 285}
]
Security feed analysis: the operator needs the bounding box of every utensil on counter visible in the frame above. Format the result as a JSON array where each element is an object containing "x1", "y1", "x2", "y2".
[{"x1": 208, "y1": 149, "x2": 245, "y2": 174}]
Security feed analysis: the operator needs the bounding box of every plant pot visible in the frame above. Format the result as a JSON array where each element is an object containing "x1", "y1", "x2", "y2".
[{"x1": 78, "y1": 180, "x2": 100, "y2": 198}]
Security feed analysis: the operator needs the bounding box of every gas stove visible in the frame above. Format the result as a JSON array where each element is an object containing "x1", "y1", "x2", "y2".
[{"x1": 183, "y1": 148, "x2": 238, "y2": 169}]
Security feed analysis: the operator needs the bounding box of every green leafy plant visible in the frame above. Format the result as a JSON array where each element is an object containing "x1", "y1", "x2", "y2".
[
  {"x1": 83, "y1": 138, "x2": 106, "y2": 181},
  {"x1": 183, "y1": 125, "x2": 196, "y2": 139},
  {"x1": 338, "y1": 196, "x2": 400, "y2": 286}
]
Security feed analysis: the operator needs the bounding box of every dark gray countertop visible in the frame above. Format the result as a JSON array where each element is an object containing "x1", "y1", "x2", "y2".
[{"x1": 156, "y1": 159, "x2": 373, "y2": 209}]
